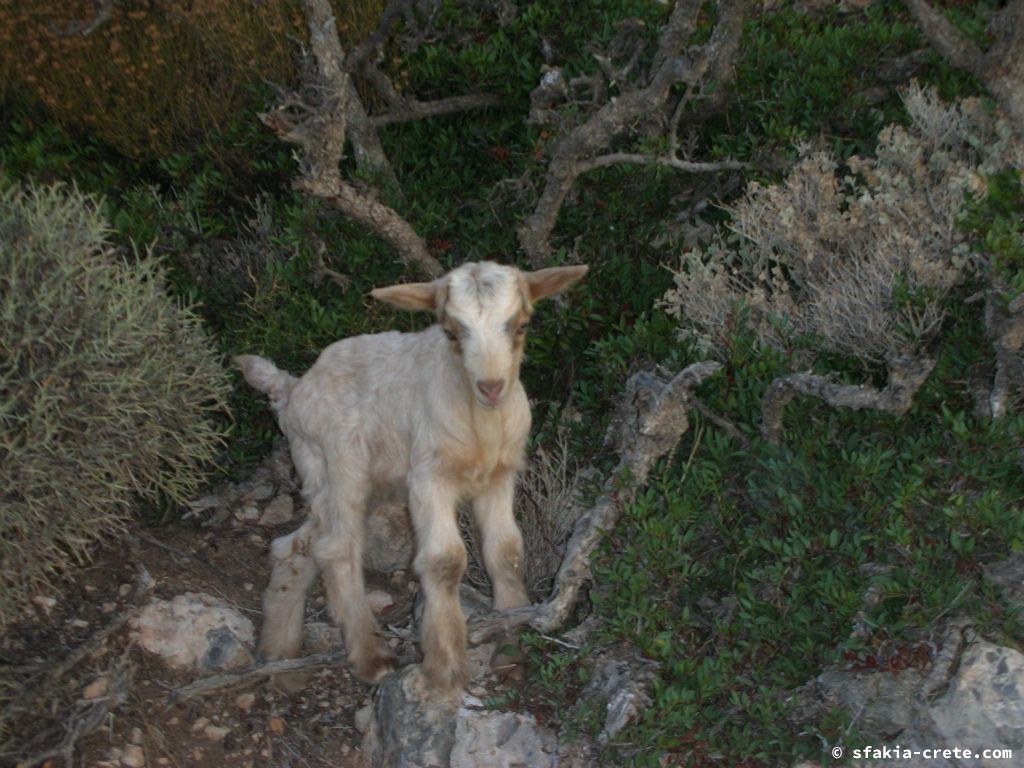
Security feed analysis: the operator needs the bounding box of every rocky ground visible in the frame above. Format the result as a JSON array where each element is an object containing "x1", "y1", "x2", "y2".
[{"x1": 4, "y1": 439, "x2": 1024, "y2": 767}]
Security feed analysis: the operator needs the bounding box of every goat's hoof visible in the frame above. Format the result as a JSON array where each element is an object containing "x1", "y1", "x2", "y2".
[
  {"x1": 352, "y1": 648, "x2": 399, "y2": 684},
  {"x1": 422, "y1": 657, "x2": 470, "y2": 694}
]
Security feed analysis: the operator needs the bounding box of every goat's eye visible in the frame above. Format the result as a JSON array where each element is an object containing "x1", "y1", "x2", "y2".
[
  {"x1": 443, "y1": 328, "x2": 457, "y2": 341},
  {"x1": 516, "y1": 322, "x2": 529, "y2": 336}
]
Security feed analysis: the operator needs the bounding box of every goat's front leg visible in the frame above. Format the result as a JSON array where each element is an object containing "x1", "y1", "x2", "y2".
[
  {"x1": 408, "y1": 471, "x2": 469, "y2": 693},
  {"x1": 472, "y1": 469, "x2": 529, "y2": 610},
  {"x1": 472, "y1": 469, "x2": 530, "y2": 678}
]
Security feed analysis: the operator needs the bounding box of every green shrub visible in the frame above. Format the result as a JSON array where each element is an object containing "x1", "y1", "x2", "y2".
[{"x1": 0, "y1": 183, "x2": 230, "y2": 629}]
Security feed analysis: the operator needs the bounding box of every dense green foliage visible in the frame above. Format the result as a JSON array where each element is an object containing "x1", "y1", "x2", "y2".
[
  {"x1": 0, "y1": 184, "x2": 230, "y2": 629},
  {"x1": 1, "y1": 0, "x2": 1020, "y2": 763}
]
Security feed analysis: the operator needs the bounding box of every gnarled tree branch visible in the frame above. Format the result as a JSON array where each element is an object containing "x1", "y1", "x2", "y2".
[
  {"x1": 760, "y1": 355, "x2": 937, "y2": 444},
  {"x1": 264, "y1": 0, "x2": 506, "y2": 279},
  {"x1": 905, "y1": 0, "x2": 1024, "y2": 135},
  {"x1": 516, "y1": 0, "x2": 750, "y2": 265}
]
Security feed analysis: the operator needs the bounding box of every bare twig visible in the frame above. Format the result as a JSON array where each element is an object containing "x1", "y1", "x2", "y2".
[
  {"x1": 366, "y1": 93, "x2": 503, "y2": 127},
  {"x1": 692, "y1": 398, "x2": 749, "y2": 448},
  {"x1": 267, "y1": 0, "x2": 510, "y2": 278},
  {"x1": 576, "y1": 152, "x2": 750, "y2": 175},
  {"x1": 168, "y1": 651, "x2": 348, "y2": 703}
]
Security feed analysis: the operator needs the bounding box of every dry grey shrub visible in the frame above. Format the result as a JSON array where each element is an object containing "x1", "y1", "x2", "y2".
[
  {"x1": 462, "y1": 435, "x2": 581, "y2": 599},
  {"x1": 0, "y1": 183, "x2": 230, "y2": 629},
  {"x1": 661, "y1": 84, "x2": 1023, "y2": 366}
]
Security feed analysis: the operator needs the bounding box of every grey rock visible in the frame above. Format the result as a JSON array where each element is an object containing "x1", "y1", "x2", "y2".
[
  {"x1": 131, "y1": 593, "x2": 255, "y2": 672},
  {"x1": 450, "y1": 708, "x2": 558, "y2": 768},
  {"x1": 366, "y1": 501, "x2": 415, "y2": 573},
  {"x1": 259, "y1": 494, "x2": 295, "y2": 526},
  {"x1": 575, "y1": 656, "x2": 657, "y2": 744},
  {"x1": 361, "y1": 666, "x2": 561, "y2": 768},
  {"x1": 885, "y1": 641, "x2": 1024, "y2": 767},
  {"x1": 362, "y1": 666, "x2": 458, "y2": 768},
  {"x1": 791, "y1": 665, "x2": 927, "y2": 740},
  {"x1": 790, "y1": 622, "x2": 1024, "y2": 768}
]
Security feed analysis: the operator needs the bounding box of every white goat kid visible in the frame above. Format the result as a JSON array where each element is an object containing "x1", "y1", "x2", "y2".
[{"x1": 236, "y1": 261, "x2": 588, "y2": 693}]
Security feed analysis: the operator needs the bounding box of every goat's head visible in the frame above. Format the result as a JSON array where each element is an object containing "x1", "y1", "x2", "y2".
[{"x1": 371, "y1": 262, "x2": 588, "y2": 408}]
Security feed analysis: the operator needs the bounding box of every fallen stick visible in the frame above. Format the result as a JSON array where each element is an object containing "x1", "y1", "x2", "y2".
[{"x1": 169, "y1": 650, "x2": 348, "y2": 703}]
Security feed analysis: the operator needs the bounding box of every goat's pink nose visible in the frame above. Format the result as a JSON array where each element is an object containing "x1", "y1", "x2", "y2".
[{"x1": 477, "y1": 378, "x2": 505, "y2": 404}]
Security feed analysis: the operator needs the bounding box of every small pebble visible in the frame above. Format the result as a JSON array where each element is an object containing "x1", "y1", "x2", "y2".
[
  {"x1": 33, "y1": 595, "x2": 57, "y2": 615},
  {"x1": 354, "y1": 705, "x2": 373, "y2": 733},
  {"x1": 82, "y1": 677, "x2": 109, "y2": 700},
  {"x1": 267, "y1": 716, "x2": 286, "y2": 735},
  {"x1": 204, "y1": 724, "x2": 230, "y2": 742},
  {"x1": 235, "y1": 692, "x2": 256, "y2": 713},
  {"x1": 101, "y1": 602, "x2": 118, "y2": 614},
  {"x1": 190, "y1": 716, "x2": 211, "y2": 733},
  {"x1": 366, "y1": 590, "x2": 394, "y2": 613},
  {"x1": 121, "y1": 743, "x2": 145, "y2": 767},
  {"x1": 129, "y1": 727, "x2": 144, "y2": 745}
]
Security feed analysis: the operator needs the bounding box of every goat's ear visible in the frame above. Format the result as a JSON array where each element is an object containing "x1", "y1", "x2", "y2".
[
  {"x1": 524, "y1": 265, "x2": 589, "y2": 303},
  {"x1": 371, "y1": 281, "x2": 439, "y2": 312}
]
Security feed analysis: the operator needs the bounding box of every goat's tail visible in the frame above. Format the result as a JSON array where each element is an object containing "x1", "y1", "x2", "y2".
[{"x1": 234, "y1": 355, "x2": 298, "y2": 412}]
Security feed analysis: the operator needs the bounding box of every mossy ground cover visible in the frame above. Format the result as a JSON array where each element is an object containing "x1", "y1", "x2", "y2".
[{"x1": 2, "y1": 0, "x2": 1020, "y2": 764}]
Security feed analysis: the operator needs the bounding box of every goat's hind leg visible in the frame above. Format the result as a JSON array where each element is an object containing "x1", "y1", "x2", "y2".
[
  {"x1": 314, "y1": 458, "x2": 397, "y2": 684},
  {"x1": 260, "y1": 519, "x2": 320, "y2": 691}
]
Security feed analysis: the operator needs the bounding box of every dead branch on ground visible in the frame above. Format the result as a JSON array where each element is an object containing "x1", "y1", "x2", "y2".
[
  {"x1": 760, "y1": 355, "x2": 937, "y2": 444},
  {"x1": 516, "y1": 0, "x2": 751, "y2": 264},
  {"x1": 169, "y1": 651, "x2": 348, "y2": 703}
]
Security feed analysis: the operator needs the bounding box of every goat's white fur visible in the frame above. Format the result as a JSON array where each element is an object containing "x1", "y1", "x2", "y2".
[{"x1": 236, "y1": 261, "x2": 588, "y2": 692}]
